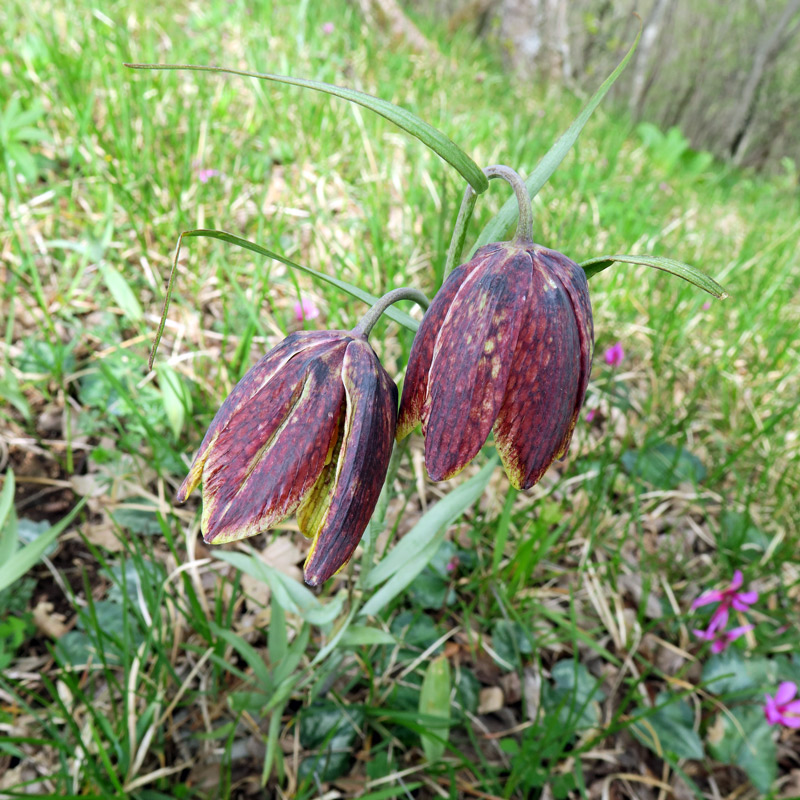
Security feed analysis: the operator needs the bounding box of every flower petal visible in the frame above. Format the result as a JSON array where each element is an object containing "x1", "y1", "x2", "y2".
[
  {"x1": 536, "y1": 247, "x2": 594, "y2": 435},
  {"x1": 396, "y1": 244, "x2": 499, "y2": 441},
  {"x1": 691, "y1": 590, "x2": 723, "y2": 609},
  {"x1": 732, "y1": 590, "x2": 758, "y2": 609},
  {"x1": 201, "y1": 338, "x2": 349, "y2": 544},
  {"x1": 774, "y1": 681, "x2": 798, "y2": 706},
  {"x1": 493, "y1": 256, "x2": 582, "y2": 489},
  {"x1": 424, "y1": 248, "x2": 531, "y2": 481},
  {"x1": 303, "y1": 338, "x2": 397, "y2": 586},
  {"x1": 176, "y1": 330, "x2": 343, "y2": 503},
  {"x1": 729, "y1": 569, "x2": 743, "y2": 590}
]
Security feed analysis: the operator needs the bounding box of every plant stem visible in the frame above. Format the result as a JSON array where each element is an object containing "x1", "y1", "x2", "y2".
[
  {"x1": 483, "y1": 164, "x2": 533, "y2": 244},
  {"x1": 443, "y1": 183, "x2": 478, "y2": 281},
  {"x1": 353, "y1": 287, "x2": 430, "y2": 338}
]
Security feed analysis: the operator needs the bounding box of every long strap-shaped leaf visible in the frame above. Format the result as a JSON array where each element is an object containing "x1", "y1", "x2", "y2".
[
  {"x1": 148, "y1": 229, "x2": 419, "y2": 370},
  {"x1": 579, "y1": 254, "x2": 728, "y2": 298},
  {"x1": 124, "y1": 63, "x2": 489, "y2": 194},
  {"x1": 469, "y1": 23, "x2": 642, "y2": 255}
]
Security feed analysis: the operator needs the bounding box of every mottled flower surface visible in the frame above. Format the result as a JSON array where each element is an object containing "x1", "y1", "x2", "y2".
[
  {"x1": 691, "y1": 569, "x2": 757, "y2": 634},
  {"x1": 398, "y1": 241, "x2": 593, "y2": 490},
  {"x1": 764, "y1": 682, "x2": 800, "y2": 728},
  {"x1": 177, "y1": 330, "x2": 396, "y2": 586}
]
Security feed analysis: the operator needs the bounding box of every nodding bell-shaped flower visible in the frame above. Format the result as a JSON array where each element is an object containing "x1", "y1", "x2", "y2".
[
  {"x1": 177, "y1": 324, "x2": 399, "y2": 587},
  {"x1": 397, "y1": 166, "x2": 594, "y2": 490}
]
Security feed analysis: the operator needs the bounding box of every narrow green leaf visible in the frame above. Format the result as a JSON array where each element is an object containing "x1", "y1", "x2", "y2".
[
  {"x1": 359, "y1": 459, "x2": 495, "y2": 618},
  {"x1": 0, "y1": 470, "x2": 18, "y2": 566},
  {"x1": 98, "y1": 262, "x2": 143, "y2": 321},
  {"x1": 419, "y1": 655, "x2": 451, "y2": 762},
  {"x1": 470, "y1": 23, "x2": 641, "y2": 254},
  {"x1": 338, "y1": 626, "x2": 397, "y2": 647},
  {"x1": 0, "y1": 498, "x2": 87, "y2": 592},
  {"x1": 156, "y1": 363, "x2": 189, "y2": 439},
  {"x1": 209, "y1": 622, "x2": 273, "y2": 692},
  {"x1": 125, "y1": 63, "x2": 488, "y2": 193},
  {"x1": 268, "y1": 595, "x2": 288, "y2": 665},
  {"x1": 365, "y1": 458, "x2": 496, "y2": 590},
  {"x1": 149, "y1": 229, "x2": 419, "y2": 369},
  {"x1": 579, "y1": 254, "x2": 728, "y2": 298}
]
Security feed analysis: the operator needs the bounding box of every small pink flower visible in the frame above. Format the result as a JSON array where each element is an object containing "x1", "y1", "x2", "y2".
[
  {"x1": 293, "y1": 297, "x2": 320, "y2": 322},
  {"x1": 322, "y1": 22, "x2": 334, "y2": 34},
  {"x1": 446, "y1": 555, "x2": 459, "y2": 574},
  {"x1": 604, "y1": 342, "x2": 624, "y2": 367},
  {"x1": 198, "y1": 168, "x2": 221, "y2": 183},
  {"x1": 693, "y1": 623, "x2": 753, "y2": 654},
  {"x1": 702, "y1": 301, "x2": 711, "y2": 311},
  {"x1": 764, "y1": 682, "x2": 800, "y2": 728},
  {"x1": 691, "y1": 570, "x2": 757, "y2": 634},
  {"x1": 585, "y1": 409, "x2": 596, "y2": 422}
]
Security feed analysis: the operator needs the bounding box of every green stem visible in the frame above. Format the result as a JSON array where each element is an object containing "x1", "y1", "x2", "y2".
[
  {"x1": 352, "y1": 287, "x2": 430, "y2": 338},
  {"x1": 442, "y1": 164, "x2": 534, "y2": 283},
  {"x1": 443, "y1": 184, "x2": 478, "y2": 281},
  {"x1": 483, "y1": 164, "x2": 533, "y2": 244}
]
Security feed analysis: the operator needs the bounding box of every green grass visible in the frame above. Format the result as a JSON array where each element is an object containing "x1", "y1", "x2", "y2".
[{"x1": 1, "y1": 0, "x2": 799, "y2": 797}]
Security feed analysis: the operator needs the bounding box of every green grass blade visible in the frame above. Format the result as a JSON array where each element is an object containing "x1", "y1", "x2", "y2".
[
  {"x1": 470, "y1": 23, "x2": 642, "y2": 254},
  {"x1": 0, "y1": 470, "x2": 17, "y2": 565},
  {"x1": 0, "y1": 498, "x2": 87, "y2": 592},
  {"x1": 124, "y1": 63, "x2": 488, "y2": 194},
  {"x1": 579, "y1": 254, "x2": 728, "y2": 298}
]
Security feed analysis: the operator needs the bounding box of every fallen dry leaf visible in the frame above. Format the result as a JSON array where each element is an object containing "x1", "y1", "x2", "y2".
[{"x1": 32, "y1": 600, "x2": 69, "y2": 639}]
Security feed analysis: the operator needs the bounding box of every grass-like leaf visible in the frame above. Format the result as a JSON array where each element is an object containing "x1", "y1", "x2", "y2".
[
  {"x1": 470, "y1": 21, "x2": 642, "y2": 254},
  {"x1": 148, "y1": 229, "x2": 420, "y2": 369},
  {"x1": 124, "y1": 63, "x2": 489, "y2": 194},
  {"x1": 580, "y1": 254, "x2": 728, "y2": 298}
]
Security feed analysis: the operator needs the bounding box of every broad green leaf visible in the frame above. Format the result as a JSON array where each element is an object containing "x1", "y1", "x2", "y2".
[
  {"x1": 125, "y1": 63, "x2": 488, "y2": 194},
  {"x1": 702, "y1": 649, "x2": 777, "y2": 696},
  {"x1": 621, "y1": 443, "x2": 706, "y2": 489},
  {"x1": 149, "y1": 229, "x2": 419, "y2": 369},
  {"x1": 631, "y1": 692, "x2": 704, "y2": 760},
  {"x1": 418, "y1": 655, "x2": 451, "y2": 762},
  {"x1": 0, "y1": 367, "x2": 31, "y2": 421},
  {"x1": 580, "y1": 254, "x2": 727, "y2": 298},
  {"x1": 156, "y1": 363, "x2": 189, "y2": 439},
  {"x1": 298, "y1": 704, "x2": 365, "y2": 783},
  {"x1": 0, "y1": 498, "x2": 86, "y2": 592},
  {"x1": 707, "y1": 706, "x2": 776, "y2": 793},
  {"x1": 542, "y1": 660, "x2": 606, "y2": 730},
  {"x1": 470, "y1": 24, "x2": 641, "y2": 254},
  {"x1": 337, "y1": 626, "x2": 397, "y2": 647},
  {"x1": 98, "y1": 262, "x2": 143, "y2": 321},
  {"x1": 0, "y1": 471, "x2": 17, "y2": 566}
]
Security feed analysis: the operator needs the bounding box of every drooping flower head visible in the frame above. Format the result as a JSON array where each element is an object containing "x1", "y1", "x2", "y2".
[
  {"x1": 764, "y1": 682, "x2": 800, "y2": 728},
  {"x1": 178, "y1": 329, "x2": 396, "y2": 586},
  {"x1": 397, "y1": 165, "x2": 593, "y2": 490}
]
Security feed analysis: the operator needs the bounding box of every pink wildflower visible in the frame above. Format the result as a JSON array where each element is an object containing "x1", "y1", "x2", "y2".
[
  {"x1": 692, "y1": 623, "x2": 753, "y2": 654},
  {"x1": 293, "y1": 297, "x2": 320, "y2": 322},
  {"x1": 691, "y1": 569, "x2": 757, "y2": 634},
  {"x1": 198, "y1": 168, "x2": 221, "y2": 183},
  {"x1": 764, "y1": 682, "x2": 800, "y2": 728},
  {"x1": 445, "y1": 555, "x2": 459, "y2": 574},
  {"x1": 322, "y1": 22, "x2": 334, "y2": 34},
  {"x1": 702, "y1": 301, "x2": 711, "y2": 311},
  {"x1": 604, "y1": 342, "x2": 624, "y2": 367},
  {"x1": 585, "y1": 409, "x2": 596, "y2": 422}
]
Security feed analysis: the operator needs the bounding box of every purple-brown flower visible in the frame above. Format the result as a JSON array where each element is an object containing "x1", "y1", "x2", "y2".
[
  {"x1": 397, "y1": 240, "x2": 593, "y2": 490},
  {"x1": 177, "y1": 329, "x2": 397, "y2": 586}
]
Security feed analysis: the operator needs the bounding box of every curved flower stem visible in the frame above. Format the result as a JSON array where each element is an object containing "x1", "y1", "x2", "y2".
[
  {"x1": 443, "y1": 183, "x2": 478, "y2": 281},
  {"x1": 353, "y1": 287, "x2": 431, "y2": 338},
  {"x1": 483, "y1": 164, "x2": 533, "y2": 245},
  {"x1": 442, "y1": 164, "x2": 534, "y2": 283}
]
